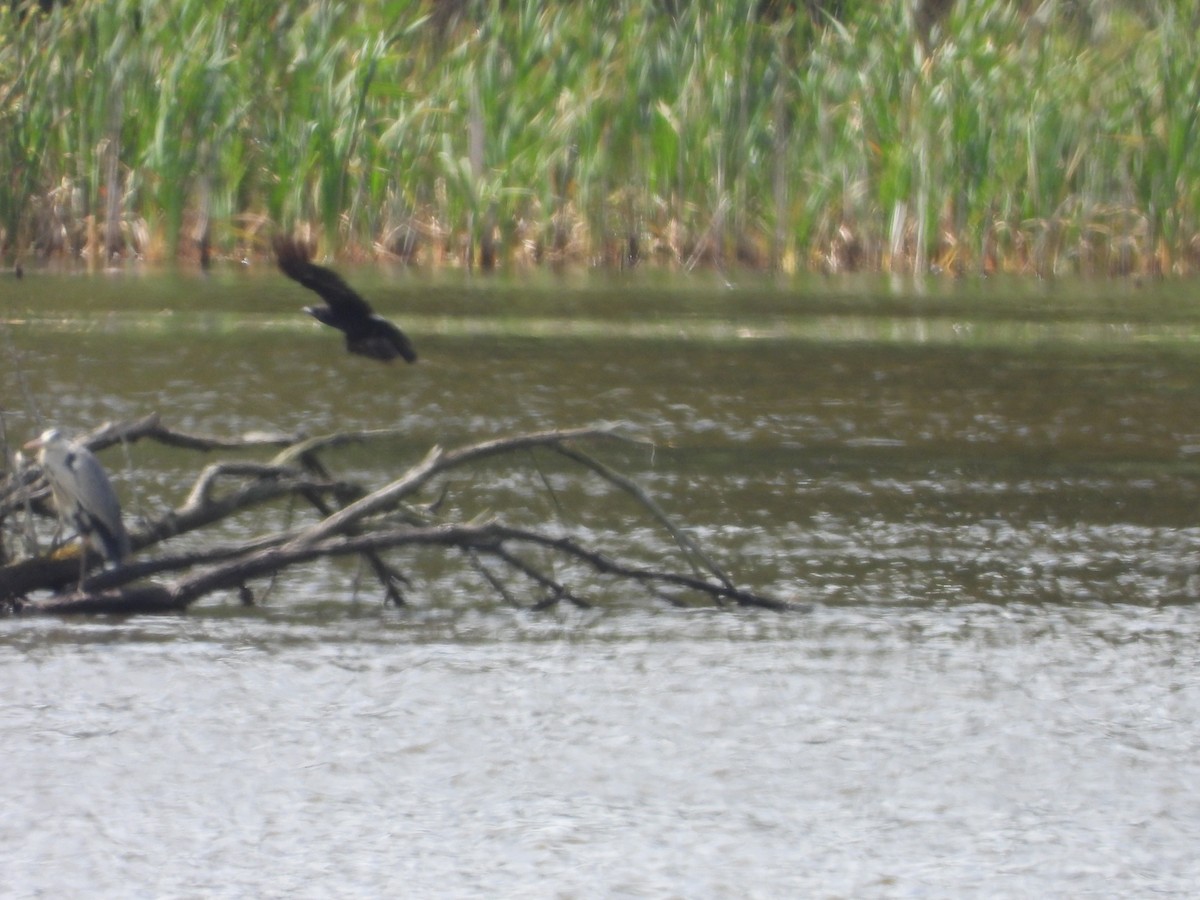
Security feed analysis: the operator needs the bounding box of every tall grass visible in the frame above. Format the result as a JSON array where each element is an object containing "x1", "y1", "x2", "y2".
[{"x1": 2, "y1": 0, "x2": 1200, "y2": 275}]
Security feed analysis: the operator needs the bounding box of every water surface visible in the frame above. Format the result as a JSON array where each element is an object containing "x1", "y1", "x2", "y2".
[{"x1": 2, "y1": 268, "x2": 1199, "y2": 896}]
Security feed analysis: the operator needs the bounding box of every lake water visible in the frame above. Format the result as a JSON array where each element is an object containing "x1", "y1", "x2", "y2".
[{"x1": 2, "y1": 267, "x2": 1200, "y2": 896}]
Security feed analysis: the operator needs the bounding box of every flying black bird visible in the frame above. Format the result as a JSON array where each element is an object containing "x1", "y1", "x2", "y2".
[{"x1": 273, "y1": 236, "x2": 417, "y2": 363}]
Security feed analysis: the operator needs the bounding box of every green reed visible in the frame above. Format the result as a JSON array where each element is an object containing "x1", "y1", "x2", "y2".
[{"x1": 2, "y1": 0, "x2": 1200, "y2": 274}]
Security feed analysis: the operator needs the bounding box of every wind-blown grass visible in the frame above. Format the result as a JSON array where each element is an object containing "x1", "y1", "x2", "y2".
[{"x1": 2, "y1": 0, "x2": 1199, "y2": 275}]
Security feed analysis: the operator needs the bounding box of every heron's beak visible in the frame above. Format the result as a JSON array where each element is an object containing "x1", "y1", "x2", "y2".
[{"x1": 22, "y1": 436, "x2": 43, "y2": 451}]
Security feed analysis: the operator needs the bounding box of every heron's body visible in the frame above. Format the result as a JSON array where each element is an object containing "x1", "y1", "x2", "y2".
[
  {"x1": 273, "y1": 236, "x2": 417, "y2": 363},
  {"x1": 24, "y1": 428, "x2": 130, "y2": 567}
]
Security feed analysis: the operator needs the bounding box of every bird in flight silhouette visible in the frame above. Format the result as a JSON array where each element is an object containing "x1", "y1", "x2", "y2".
[{"x1": 274, "y1": 236, "x2": 417, "y2": 363}]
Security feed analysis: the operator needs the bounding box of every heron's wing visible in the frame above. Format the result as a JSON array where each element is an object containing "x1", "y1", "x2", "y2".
[
  {"x1": 46, "y1": 442, "x2": 130, "y2": 562},
  {"x1": 77, "y1": 506, "x2": 131, "y2": 563},
  {"x1": 67, "y1": 451, "x2": 126, "y2": 539},
  {"x1": 274, "y1": 236, "x2": 376, "y2": 318}
]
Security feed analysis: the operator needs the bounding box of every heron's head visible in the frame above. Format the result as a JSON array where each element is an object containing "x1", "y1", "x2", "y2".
[{"x1": 23, "y1": 428, "x2": 63, "y2": 452}]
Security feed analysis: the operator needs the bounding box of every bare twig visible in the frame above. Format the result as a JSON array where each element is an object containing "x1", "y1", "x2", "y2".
[
  {"x1": 83, "y1": 413, "x2": 301, "y2": 454},
  {"x1": 551, "y1": 442, "x2": 737, "y2": 590},
  {"x1": 463, "y1": 549, "x2": 523, "y2": 608},
  {"x1": 478, "y1": 541, "x2": 591, "y2": 610},
  {"x1": 286, "y1": 424, "x2": 636, "y2": 549}
]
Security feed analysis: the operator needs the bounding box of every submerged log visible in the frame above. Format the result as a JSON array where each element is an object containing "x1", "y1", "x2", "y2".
[{"x1": 1, "y1": 419, "x2": 798, "y2": 616}]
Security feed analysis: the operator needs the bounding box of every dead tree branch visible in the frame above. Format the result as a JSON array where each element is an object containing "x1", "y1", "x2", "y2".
[{"x1": 1, "y1": 419, "x2": 798, "y2": 616}]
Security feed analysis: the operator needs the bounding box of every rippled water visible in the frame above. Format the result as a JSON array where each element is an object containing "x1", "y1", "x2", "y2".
[{"x1": 2, "y1": 269, "x2": 1200, "y2": 896}]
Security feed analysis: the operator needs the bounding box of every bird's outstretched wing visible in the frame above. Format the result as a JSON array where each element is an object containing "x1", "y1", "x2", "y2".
[
  {"x1": 274, "y1": 235, "x2": 418, "y2": 363},
  {"x1": 273, "y1": 235, "x2": 376, "y2": 319}
]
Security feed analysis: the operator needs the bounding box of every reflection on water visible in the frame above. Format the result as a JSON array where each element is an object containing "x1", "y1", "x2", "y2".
[{"x1": 2, "y1": 270, "x2": 1200, "y2": 895}]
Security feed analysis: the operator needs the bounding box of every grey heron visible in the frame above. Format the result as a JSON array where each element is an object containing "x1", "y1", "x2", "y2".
[
  {"x1": 24, "y1": 428, "x2": 130, "y2": 570},
  {"x1": 273, "y1": 236, "x2": 418, "y2": 363}
]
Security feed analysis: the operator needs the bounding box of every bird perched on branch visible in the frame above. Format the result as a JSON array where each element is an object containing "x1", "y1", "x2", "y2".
[
  {"x1": 24, "y1": 428, "x2": 131, "y2": 569},
  {"x1": 273, "y1": 236, "x2": 418, "y2": 363}
]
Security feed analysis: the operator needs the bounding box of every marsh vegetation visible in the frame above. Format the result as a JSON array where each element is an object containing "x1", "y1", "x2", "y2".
[{"x1": 3, "y1": 0, "x2": 1199, "y2": 275}]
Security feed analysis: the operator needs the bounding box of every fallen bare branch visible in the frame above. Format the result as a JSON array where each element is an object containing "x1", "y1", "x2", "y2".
[
  {"x1": 1, "y1": 418, "x2": 795, "y2": 616},
  {"x1": 83, "y1": 414, "x2": 301, "y2": 454}
]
